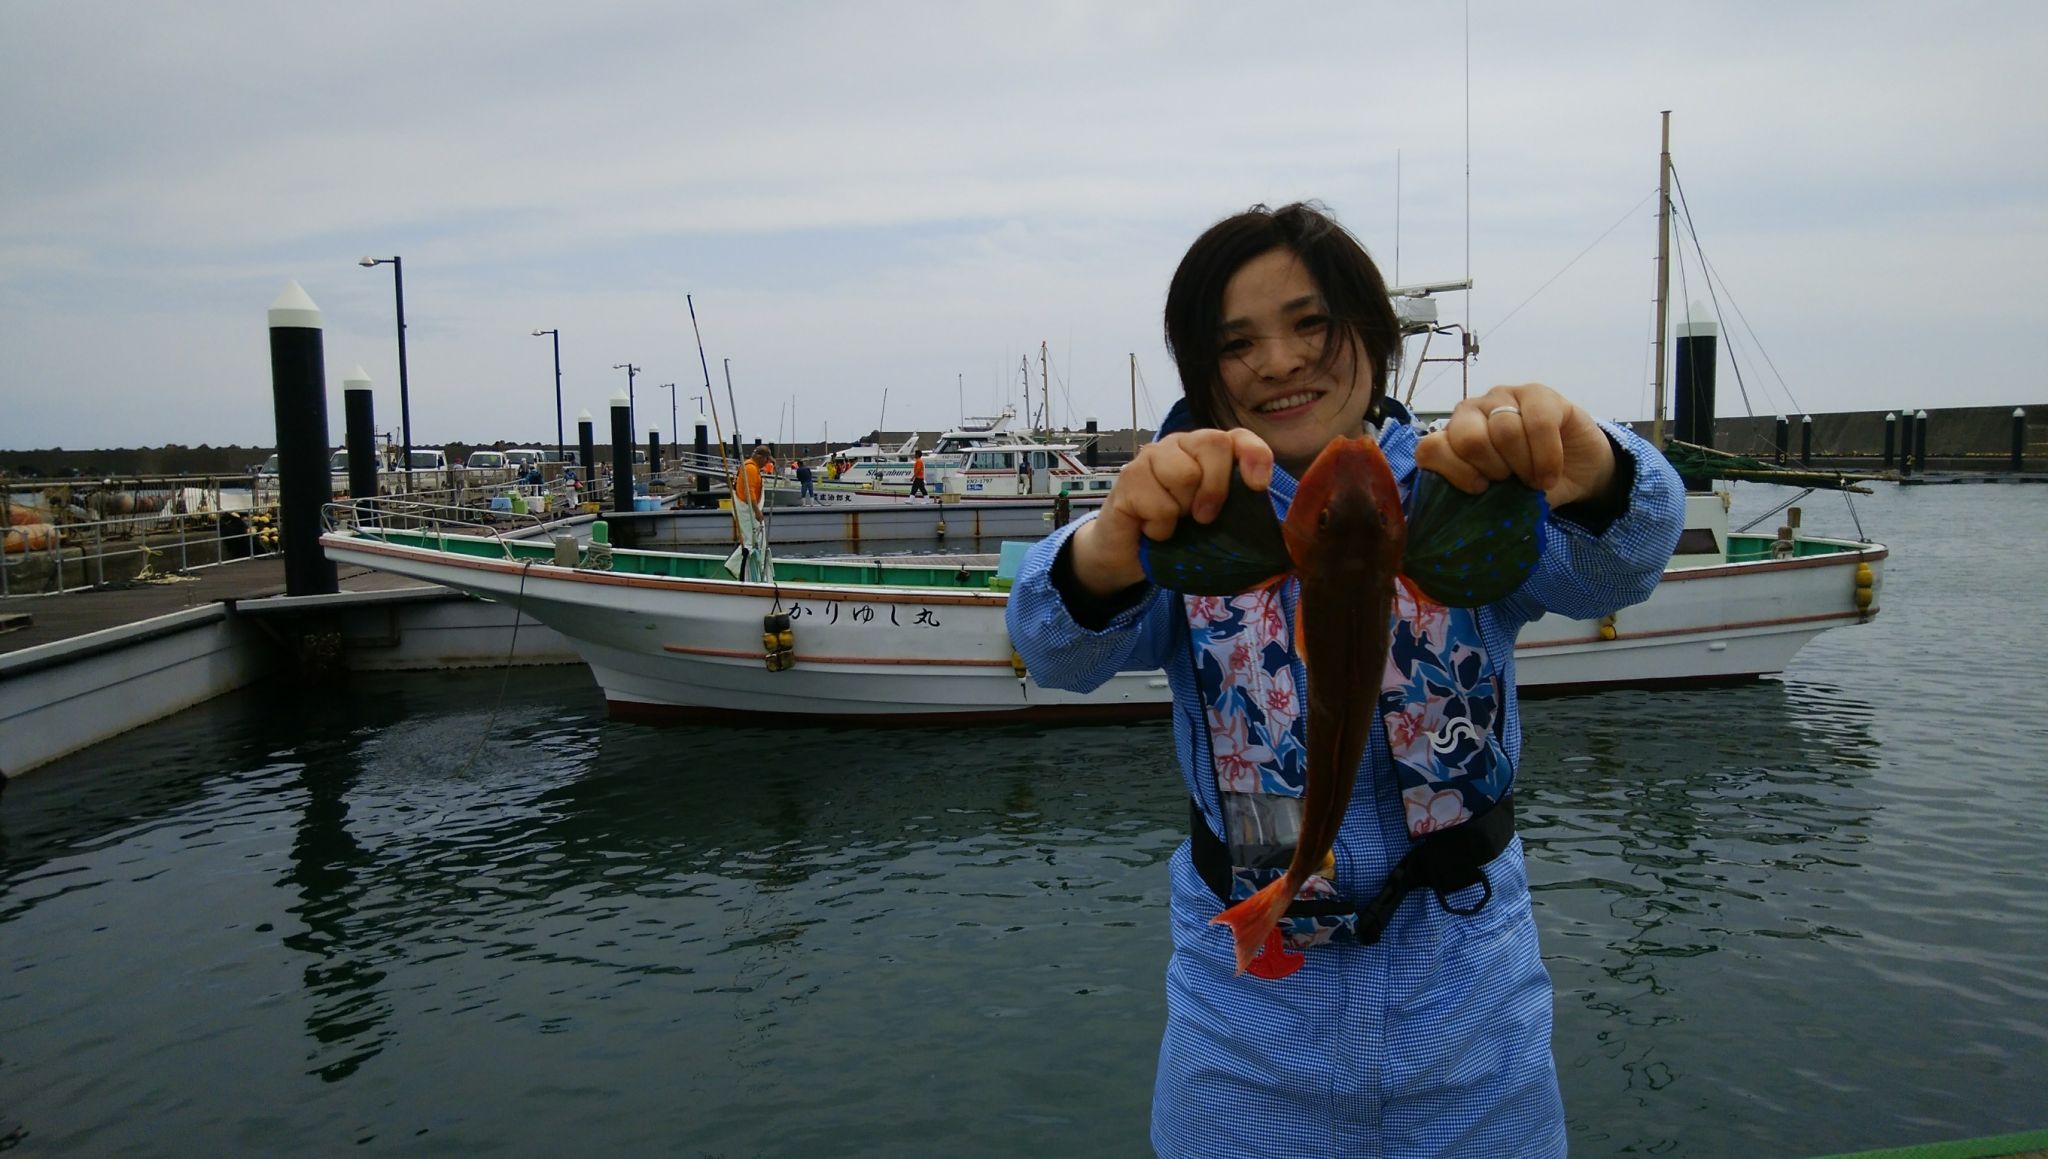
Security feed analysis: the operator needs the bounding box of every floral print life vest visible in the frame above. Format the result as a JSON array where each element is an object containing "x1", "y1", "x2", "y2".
[{"x1": 1189, "y1": 575, "x2": 1514, "y2": 950}]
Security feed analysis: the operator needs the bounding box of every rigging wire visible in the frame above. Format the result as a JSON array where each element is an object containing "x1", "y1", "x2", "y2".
[
  {"x1": 1668, "y1": 166, "x2": 1759, "y2": 423},
  {"x1": 1464, "y1": 0, "x2": 1472, "y2": 341},
  {"x1": 1487, "y1": 189, "x2": 1656, "y2": 341},
  {"x1": 1408, "y1": 189, "x2": 1656, "y2": 403},
  {"x1": 1671, "y1": 165, "x2": 1806, "y2": 418},
  {"x1": 1134, "y1": 359, "x2": 1162, "y2": 437}
]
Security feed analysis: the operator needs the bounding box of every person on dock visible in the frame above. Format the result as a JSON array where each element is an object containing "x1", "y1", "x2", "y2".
[
  {"x1": 795, "y1": 458, "x2": 815, "y2": 505},
  {"x1": 1005, "y1": 201, "x2": 1684, "y2": 1156},
  {"x1": 734, "y1": 444, "x2": 772, "y2": 581},
  {"x1": 910, "y1": 449, "x2": 928, "y2": 498}
]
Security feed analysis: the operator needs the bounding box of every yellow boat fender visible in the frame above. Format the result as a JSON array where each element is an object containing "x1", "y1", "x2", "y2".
[
  {"x1": 762, "y1": 610, "x2": 796, "y2": 671},
  {"x1": 1854, "y1": 561, "x2": 1876, "y2": 617},
  {"x1": 1597, "y1": 613, "x2": 1618, "y2": 641}
]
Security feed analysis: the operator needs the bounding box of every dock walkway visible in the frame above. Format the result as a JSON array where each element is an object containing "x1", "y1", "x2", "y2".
[{"x1": 0, "y1": 559, "x2": 440, "y2": 657}]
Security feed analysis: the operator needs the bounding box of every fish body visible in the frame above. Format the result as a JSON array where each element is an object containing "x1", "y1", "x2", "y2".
[{"x1": 1207, "y1": 435, "x2": 1407, "y2": 974}]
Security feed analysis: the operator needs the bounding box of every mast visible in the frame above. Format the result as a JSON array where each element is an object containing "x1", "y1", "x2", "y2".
[
  {"x1": 1130, "y1": 352, "x2": 1139, "y2": 458},
  {"x1": 1039, "y1": 340, "x2": 1050, "y2": 436},
  {"x1": 1652, "y1": 109, "x2": 1673, "y2": 448}
]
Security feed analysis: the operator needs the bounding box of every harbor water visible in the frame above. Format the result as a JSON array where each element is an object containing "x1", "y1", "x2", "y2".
[{"x1": 2, "y1": 483, "x2": 2044, "y2": 1156}]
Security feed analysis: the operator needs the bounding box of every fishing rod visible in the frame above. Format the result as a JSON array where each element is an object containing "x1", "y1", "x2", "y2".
[{"x1": 686, "y1": 294, "x2": 740, "y2": 537}]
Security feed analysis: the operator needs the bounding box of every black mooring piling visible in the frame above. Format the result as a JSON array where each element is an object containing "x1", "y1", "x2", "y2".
[
  {"x1": 267, "y1": 281, "x2": 338, "y2": 597},
  {"x1": 611, "y1": 394, "x2": 634, "y2": 516},
  {"x1": 343, "y1": 367, "x2": 378, "y2": 519},
  {"x1": 1671, "y1": 305, "x2": 1717, "y2": 489},
  {"x1": 577, "y1": 412, "x2": 596, "y2": 496}
]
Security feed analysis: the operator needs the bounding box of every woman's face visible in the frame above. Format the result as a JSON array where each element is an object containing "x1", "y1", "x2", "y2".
[{"x1": 1215, "y1": 246, "x2": 1373, "y2": 476}]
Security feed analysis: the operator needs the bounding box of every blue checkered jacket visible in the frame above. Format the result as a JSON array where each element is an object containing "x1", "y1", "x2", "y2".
[{"x1": 1005, "y1": 399, "x2": 1685, "y2": 1157}]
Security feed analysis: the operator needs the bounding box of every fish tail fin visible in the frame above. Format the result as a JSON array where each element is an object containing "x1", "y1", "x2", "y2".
[{"x1": 1209, "y1": 875, "x2": 1297, "y2": 975}]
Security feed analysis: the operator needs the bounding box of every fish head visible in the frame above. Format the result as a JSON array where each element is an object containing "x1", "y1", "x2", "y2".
[{"x1": 1281, "y1": 434, "x2": 1406, "y2": 581}]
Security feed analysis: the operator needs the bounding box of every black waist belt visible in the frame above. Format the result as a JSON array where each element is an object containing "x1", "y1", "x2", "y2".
[{"x1": 1188, "y1": 794, "x2": 1517, "y2": 947}]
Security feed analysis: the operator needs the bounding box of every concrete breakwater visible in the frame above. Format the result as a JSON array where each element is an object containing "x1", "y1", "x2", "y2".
[
  {"x1": 8, "y1": 402, "x2": 2042, "y2": 482},
  {"x1": 1620, "y1": 402, "x2": 2048, "y2": 472}
]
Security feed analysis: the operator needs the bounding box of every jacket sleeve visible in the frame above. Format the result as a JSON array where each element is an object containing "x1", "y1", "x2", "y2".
[
  {"x1": 1499, "y1": 421, "x2": 1686, "y2": 626},
  {"x1": 1004, "y1": 514, "x2": 1180, "y2": 692}
]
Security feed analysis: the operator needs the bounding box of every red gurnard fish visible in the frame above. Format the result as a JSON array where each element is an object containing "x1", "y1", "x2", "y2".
[
  {"x1": 1138, "y1": 434, "x2": 1547, "y2": 975},
  {"x1": 1208, "y1": 435, "x2": 1406, "y2": 974}
]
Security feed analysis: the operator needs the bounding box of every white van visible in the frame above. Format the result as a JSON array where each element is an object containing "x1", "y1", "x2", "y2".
[{"x1": 465, "y1": 450, "x2": 508, "y2": 470}]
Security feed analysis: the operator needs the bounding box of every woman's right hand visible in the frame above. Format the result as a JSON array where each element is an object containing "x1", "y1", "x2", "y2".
[{"x1": 1069, "y1": 428, "x2": 1274, "y2": 597}]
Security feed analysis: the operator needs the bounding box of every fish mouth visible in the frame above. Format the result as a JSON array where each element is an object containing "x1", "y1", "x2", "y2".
[{"x1": 1253, "y1": 390, "x2": 1323, "y2": 416}]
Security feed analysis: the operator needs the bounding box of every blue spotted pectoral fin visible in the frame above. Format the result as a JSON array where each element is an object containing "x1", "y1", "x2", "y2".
[
  {"x1": 1141, "y1": 468, "x2": 1292, "y2": 596},
  {"x1": 1400, "y1": 470, "x2": 1548, "y2": 608}
]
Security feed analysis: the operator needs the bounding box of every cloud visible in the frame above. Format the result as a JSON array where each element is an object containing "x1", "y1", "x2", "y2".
[{"x1": 3, "y1": 0, "x2": 2044, "y2": 448}]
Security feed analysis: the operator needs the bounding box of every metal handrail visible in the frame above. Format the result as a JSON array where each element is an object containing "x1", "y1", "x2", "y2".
[
  {"x1": 3, "y1": 474, "x2": 283, "y2": 597},
  {"x1": 321, "y1": 496, "x2": 560, "y2": 562}
]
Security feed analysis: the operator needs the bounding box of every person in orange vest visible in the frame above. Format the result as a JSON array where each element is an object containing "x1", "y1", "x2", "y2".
[
  {"x1": 910, "y1": 449, "x2": 928, "y2": 498},
  {"x1": 733, "y1": 445, "x2": 772, "y2": 580}
]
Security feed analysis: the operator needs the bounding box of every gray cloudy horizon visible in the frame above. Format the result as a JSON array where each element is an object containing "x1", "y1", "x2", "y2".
[{"x1": 4, "y1": 1, "x2": 2043, "y2": 451}]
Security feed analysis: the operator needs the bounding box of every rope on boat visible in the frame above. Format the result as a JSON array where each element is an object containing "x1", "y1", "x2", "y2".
[{"x1": 453, "y1": 558, "x2": 536, "y2": 778}]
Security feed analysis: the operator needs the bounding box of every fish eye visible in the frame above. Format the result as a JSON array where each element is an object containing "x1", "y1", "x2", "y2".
[{"x1": 1317, "y1": 509, "x2": 1331, "y2": 530}]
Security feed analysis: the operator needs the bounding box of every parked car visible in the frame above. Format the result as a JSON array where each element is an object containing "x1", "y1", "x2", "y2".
[
  {"x1": 466, "y1": 450, "x2": 509, "y2": 470},
  {"x1": 504, "y1": 448, "x2": 543, "y2": 472},
  {"x1": 542, "y1": 450, "x2": 579, "y2": 466}
]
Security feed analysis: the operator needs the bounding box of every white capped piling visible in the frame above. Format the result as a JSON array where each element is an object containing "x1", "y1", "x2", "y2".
[
  {"x1": 1915, "y1": 410, "x2": 1930, "y2": 472},
  {"x1": 267, "y1": 281, "x2": 338, "y2": 596},
  {"x1": 1775, "y1": 415, "x2": 1789, "y2": 464},
  {"x1": 2014, "y1": 408, "x2": 2027, "y2": 472},
  {"x1": 1884, "y1": 413, "x2": 1898, "y2": 470},
  {"x1": 576, "y1": 409, "x2": 595, "y2": 495},
  {"x1": 342, "y1": 366, "x2": 378, "y2": 512},
  {"x1": 1672, "y1": 300, "x2": 1718, "y2": 488},
  {"x1": 1801, "y1": 414, "x2": 1814, "y2": 465},
  {"x1": 609, "y1": 391, "x2": 634, "y2": 517}
]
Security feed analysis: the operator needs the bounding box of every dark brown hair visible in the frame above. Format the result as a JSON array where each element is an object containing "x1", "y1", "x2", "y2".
[{"x1": 1163, "y1": 201, "x2": 1400, "y2": 430}]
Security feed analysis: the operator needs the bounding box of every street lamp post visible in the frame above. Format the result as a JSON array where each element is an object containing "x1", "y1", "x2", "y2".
[
  {"x1": 358, "y1": 256, "x2": 412, "y2": 488},
  {"x1": 657, "y1": 383, "x2": 678, "y2": 468},
  {"x1": 612, "y1": 363, "x2": 640, "y2": 456},
  {"x1": 531, "y1": 329, "x2": 563, "y2": 464}
]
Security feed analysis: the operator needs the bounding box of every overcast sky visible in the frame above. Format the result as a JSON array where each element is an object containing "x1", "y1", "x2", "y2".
[{"x1": 4, "y1": 1, "x2": 2043, "y2": 451}]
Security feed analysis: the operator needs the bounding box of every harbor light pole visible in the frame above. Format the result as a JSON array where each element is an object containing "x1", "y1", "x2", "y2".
[
  {"x1": 657, "y1": 382, "x2": 679, "y2": 466},
  {"x1": 531, "y1": 328, "x2": 563, "y2": 463},
  {"x1": 613, "y1": 363, "x2": 640, "y2": 453},
  {"x1": 358, "y1": 255, "x2": 413, "y2": 488}
]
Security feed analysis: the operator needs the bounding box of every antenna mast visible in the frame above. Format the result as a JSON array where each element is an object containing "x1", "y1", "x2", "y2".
[{"x1": 1652, "y1": 110, "x2": 1672, "y2": 448}]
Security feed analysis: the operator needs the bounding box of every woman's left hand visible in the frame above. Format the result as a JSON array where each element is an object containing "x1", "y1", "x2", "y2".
[{"x1": 1414, "y1": 383, "x2": 1617, "y2": 508}]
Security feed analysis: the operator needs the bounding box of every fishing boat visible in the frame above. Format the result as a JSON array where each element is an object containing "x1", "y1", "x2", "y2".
[
  {"x1": 318, "y1": 494, "x2": 1883, "y2": 721},
  {"x1": 320, "y1": 114, "x2": 1888, "y2": 720},
  {"x1": 826, "y1": 407, "x2": 1122, "y2": 500}
]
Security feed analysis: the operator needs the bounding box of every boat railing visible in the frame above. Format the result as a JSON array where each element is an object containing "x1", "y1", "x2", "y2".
[
  {"x1": 2, "y1": 472, "x2": 285, "y2": 597},
  {"x1": 322, "y1": 495, "x2": 562, "y2": 561}
]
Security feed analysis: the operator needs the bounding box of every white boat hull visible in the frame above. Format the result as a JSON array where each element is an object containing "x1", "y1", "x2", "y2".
[{"x1": 321, "y1": 525, "x2": 1886, "y2": 722}]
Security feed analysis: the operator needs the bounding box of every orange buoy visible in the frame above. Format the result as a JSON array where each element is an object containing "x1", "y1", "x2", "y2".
[{"x1": 3, "y1": 523, "x2": 54, "y2": 554}]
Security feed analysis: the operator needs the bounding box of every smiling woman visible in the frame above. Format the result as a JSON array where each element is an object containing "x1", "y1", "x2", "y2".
[
  {"x1": 1007, "y1": 199, "x2": 1686, "y2": 1157},
  {"x1": 1164, "y1": 201, "x2": 1402, "y2": 473}
]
